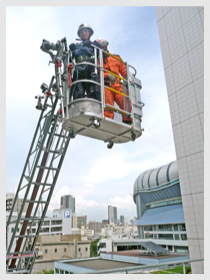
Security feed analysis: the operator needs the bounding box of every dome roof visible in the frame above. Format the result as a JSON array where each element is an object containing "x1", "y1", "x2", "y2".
[{"x1": 133, "y1": 161, "x2": 178, "y2": 194}]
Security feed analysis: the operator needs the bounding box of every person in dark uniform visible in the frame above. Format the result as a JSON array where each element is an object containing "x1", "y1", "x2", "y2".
[{"x1": 69, "y1": 23, "x2": 101, "y2": 101}]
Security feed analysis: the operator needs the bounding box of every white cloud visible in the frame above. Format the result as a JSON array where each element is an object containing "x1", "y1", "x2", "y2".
[
  {"x1": 47, "y1": 185, "x2": 71, "y2": 212},
  {"x1": 84, "y1": 183, "x2": 95, "y2": 188},
  {"x1": 109, "y1": 195, "x2": 134, "y2": 210},
  {"x1": 84, "y1": 150, "x2": 136, "y2": 184},
  {"x1": 75, "y1": 196, "x2": 99, "y2": 211}
]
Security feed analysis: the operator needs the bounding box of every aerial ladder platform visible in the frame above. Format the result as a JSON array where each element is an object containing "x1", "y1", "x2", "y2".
[{"x1": 6, "y1": 37, "x2": 144, "y2": 273}]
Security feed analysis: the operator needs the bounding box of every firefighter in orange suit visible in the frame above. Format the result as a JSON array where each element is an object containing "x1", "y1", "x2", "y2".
[{"x1": 96, "y1": 38, "x2": 132, "y2": 124}]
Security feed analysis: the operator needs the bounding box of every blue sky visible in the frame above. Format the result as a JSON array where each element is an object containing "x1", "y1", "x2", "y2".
[{"x1": 6, "y1": 6, "x2": 177, "y2": 222}]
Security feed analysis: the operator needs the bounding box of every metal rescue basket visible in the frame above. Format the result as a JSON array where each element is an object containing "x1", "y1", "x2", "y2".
[{"x1": 40, "y1": 38, "x2": 144, "y2": 148}]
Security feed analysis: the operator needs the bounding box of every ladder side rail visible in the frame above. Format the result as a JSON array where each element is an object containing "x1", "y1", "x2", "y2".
[
  {"x1": 30, "y1": 125, "x2": 69, "y2": 243},
  {"x1": 28, "y1": 113, "x2": 63, "y2": 228},
  {"x1": 98, "y1": 47, "x2": 105, "y2": 118},
  {"x1": 6, "y1": 96, "x2": 51, "y2": 228},
  {"x1": 17, "y1": 208, "x2": 42, "y2": 262},
  {"x1": 24, "y1": 118, "x2": 70, "y2": 272},
  {"x1": 28, "y1": 131, "x2": 71, "y2": 274},
  {"x1": 9, "y1": 112, "x2": 59, "y2": 263},
  {"x1": 7, "y1": 96, "x2": 60, "y2": 268},
  {"x1": 62, "y1": 48, "x2": 69, "y2": 109},
  {"x1": 6, "y1": 96, "x2": 54, "y2": 229},
  {"x1": 27, "y1": 110, "x2": 53, "y2": 178},
  {"x1": 6, "y1": 105, "x2": 54, "y2": 258},
  {"x1": 125, "y1": 61, "x2": 134, "y2": 122},
  {"x1": 6, "y1": 108, "x2": 55, "y2": 258},
  {"x1": 26, "y1": 255, "x2": 36, "y2": 274}
]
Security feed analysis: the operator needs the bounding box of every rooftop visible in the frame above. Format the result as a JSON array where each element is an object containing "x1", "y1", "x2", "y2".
[
  {"x1": 107, "y1": 250, "x2": 184, "y2": 259},
  {"x1": 65, "y1": 259, "x2": 141, "y2": 270}
]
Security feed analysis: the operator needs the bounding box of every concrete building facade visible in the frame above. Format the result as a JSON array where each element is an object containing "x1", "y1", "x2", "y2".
[
  {"x1": 155, "y1": 6, "x2": 204, "y2": 273},
  {"x1": 108, "y1": 205, "x2": 117, "y2": 225},
  {"x1": 77, "y1": 215, "x2": 87, "y2": 229},
  {"x1": 60, "y1": 195, "x2": 75, "y2": 213},
  {"x1": 29, "y1": 234, "x2": 90, "y2": 273},
  {"x1": 88, "y1": 222, "x2": 102, "y2": 234}
]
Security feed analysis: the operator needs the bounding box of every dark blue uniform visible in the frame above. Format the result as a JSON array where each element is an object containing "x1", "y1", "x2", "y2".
[{"x1": 71, "y1": 40, "x2": 101, "y2": 101}]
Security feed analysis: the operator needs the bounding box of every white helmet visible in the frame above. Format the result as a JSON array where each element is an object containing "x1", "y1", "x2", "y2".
[
  {"x1": 77, "y1": 23, "x2": 94, "y2": 38},
  {"x1": 95, "y1": 38, "x2": 109, "y2": 48}
]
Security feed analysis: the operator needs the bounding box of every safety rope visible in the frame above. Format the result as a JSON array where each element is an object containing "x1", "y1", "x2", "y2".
[
  {"x1": 105, "y1": 51, "x2": 124, "y2": 63},
  {"x1": 67, "y1": 64, "x2": 73, "y2": 87}
]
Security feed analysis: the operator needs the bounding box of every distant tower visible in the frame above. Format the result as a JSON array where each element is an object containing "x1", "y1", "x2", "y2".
[
  {"x1": 108, "y1": 205, "x2": 117, "y2": 225},
  {"x1": 120, "y1": 215, "x2": 124, "y2": 225},
  {"x1": 60, "y1": 195, "x2": 75, "y2": 213}
]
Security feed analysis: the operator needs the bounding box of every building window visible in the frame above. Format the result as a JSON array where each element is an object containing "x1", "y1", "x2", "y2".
[
  {"x1": 86, "y1": 247, "x2": 88, "y2": 251},
  {"x1": 51, "y1": 227, "x2": 62, "y2": 232},
  {"x1": 158, "y1": 234, "x2": 173, "y2": 240},
  {"x1": 144, "y1": 225, "x2": 152, "y2": 231},
  {"x1": 174, "y1": 246, "x2": 189, "y2": 253},
  {"x1": 181, "y1": 234, "x2": 187, "y2": 240},
  {"x1": 45, "y1": 249, "x2": 48, "y2": 253},
  {"x1": 173, "y1": 224, "x2": 178, "y2": 231},
  {"x1": 175, "y1": 234, "x2": 180, "y2": 240},
  {"x1": 51, "y1": 220, "x2": 62, "y2": 225},
  {"x1": 64, "y1": 248, "x2": 66, "y2": 252},
  {"x1": 55, "y1": 248, "x2": 57, "y2": 253},
  {"x1": 158, "y1": 225, "x2": 173, "y2": 231},
  {"x1": 78, "y1": 248, "x2": 81, "y2": 252},
  {"x1": 179, "y1": 224, "x2": 186, "y2": 231},
  {"x1": 55, "y1": 268, "x2": 59, "y2": 274}
]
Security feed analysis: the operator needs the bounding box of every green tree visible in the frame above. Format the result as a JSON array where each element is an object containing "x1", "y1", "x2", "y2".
[
  {"x1": 90, "y1": 238, "x2": 100, "y2": 257},
  {"x1": 35, "y1": 269, "x2": 54, "y2": 274}
]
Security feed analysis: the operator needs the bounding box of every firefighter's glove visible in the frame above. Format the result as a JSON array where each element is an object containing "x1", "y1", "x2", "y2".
[
  {"x1": 83, "y1": 40, "x2": 92, "y2": 47},
  {"x1": 107, "y1": 73, "x2": 117, "y2": 84},
  {"x1": 69, "y1": 43, "x2": 76, "y2": 52},
  {"x1": 122, "y1": 80, "x2": 128, "y2": 88}
]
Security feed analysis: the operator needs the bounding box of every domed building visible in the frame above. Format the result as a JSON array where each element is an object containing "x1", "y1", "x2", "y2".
[{"x1": 133, "y1": 161, "x2": 188, "y2": 253}]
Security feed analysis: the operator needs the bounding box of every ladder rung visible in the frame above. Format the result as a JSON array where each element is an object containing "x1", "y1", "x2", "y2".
[
  {"x1": 7, "y1": 269, "x2": 32, "y2": 274},
  {"x1": 15, "y1": 235, "x2": 37, "y2": 238},
  {"x1": 43, "y1": 187, "x2": 52, "y2": 193},
  {"x1": 7, "y1": 217, "x2": 41, "y2": 225},
  {"x1": 31, "y1": 182, "x2": 52, "y2": 186},
  {"x1": 20, "y1": 184, "x2": 29, "y2": 191},
  {"x1": 26, "y1": 200, "x2": 47, "y2": 204},
  {"x1": 7, "y1": 251, "x2": 35, "y2": 257},
  {"x1": 49, "y1": 150, "x2": 60, "y2": 154},
  {"x1": 37, "y1": 165, "x2": 57, "y2": 170},
  {"x1": 54, "y1": 133, "x2": 66, "y2": 138},
  {"x1": 20, "y1": 217, "x2": 42, "y2": 221}
]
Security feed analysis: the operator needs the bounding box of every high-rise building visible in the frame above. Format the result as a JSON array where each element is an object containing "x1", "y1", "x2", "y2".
[
  {"x1": 108, "y1": 205, "x2": 117, "y2": 225},
  {"x1": 77, "y1": 215, "x2": 87, "y2": 229},
  {"x1": 120, "y1": 215, "x2": 124, "y2": 225},
  {"x1": 102, "y1": 219, "x2": 108, "y2": 228},
  {"x1": 155, "y1": 6, "x2": 204, "y2": 273},
  {"x1": 60, "y1": 195, "x2": 75, "y2": 213},
  {"x1": 88, "y1": 222, "x2": 102, "y2": 233}
]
